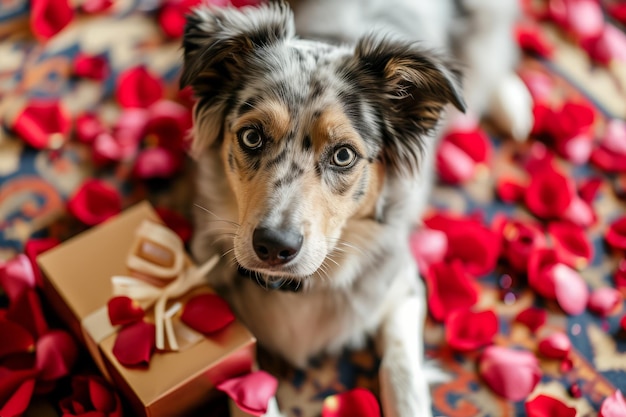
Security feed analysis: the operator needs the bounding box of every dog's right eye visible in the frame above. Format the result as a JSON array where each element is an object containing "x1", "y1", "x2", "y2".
[{"x1": 238, "y1": 128, "x2": 264, "y2": 150}]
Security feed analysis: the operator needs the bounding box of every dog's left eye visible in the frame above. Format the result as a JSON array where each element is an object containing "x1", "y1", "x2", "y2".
[
  {"x1": 331, "y1": 146, "x2": 356, "y2": 168},
  {"x1": 238, "y1": 128, "x2": 264, "y2": 150}
]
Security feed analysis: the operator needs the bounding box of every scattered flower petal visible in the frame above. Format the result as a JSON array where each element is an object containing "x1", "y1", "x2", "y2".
[
  {"x1": 92, "y1": 132, "x2": 123, "y2": 165},
  {"x1": 80, "y1": 0, "x2": 113, "y2": 13},
  {"x1": 436, "y1": 140, "x2": 476, "y2": 184},
  {"x1": 548, "y1": 221, "x2": 593, "y2": 269},
  {"x1": 30, "y1": 0, "x2": 74, "y2": 40},
  {"x1": 67, "y1": 179, "x2": 122, "y2": 226},
  {"x1": 217, "y1": 371, "x2": 279, "y2": 416},
  {"x1": 525, "y1": 394, "x2": 576, "y2": 417},
  {"x1": 181, "y1": 293, "x2": 235, "y2": 334},
  {"x1": 59, "y1": 375, "x2": 123, "y2": 417},
  {"x1": 145, "y1": 100, "x2": 192, "y2": 151},
  {"x1": 107, "y1": 296, "x2": 145, "y2": 326},
  {"x1": 0, "y1": 375, "x2": 36, "y2": 417},
  {"x1": 599, "y1": 390, "x2": 626, "y2": 417},
  {"x1": 496, "y1": 177, "x2": 526, "y2": 203},
  {"x1": 36, "y1": 330, "x2": 78, "y2": 381},
  {"x1": 112, "y1": 321, "x2": 155, "y2": 367},
  {"x1": 479, "y1": 346, "x2": 541, "y2": 401},
  {"x1": 551, "y1": 264, "x2": 589, "y2": 315},
  {"x1": 445, "y1": 309, "x2": 498, "y2": 352},
  {"x1": 424, "y1": 261, "x2": 479, "y2": 322},
  {"x1": 588, "y1": 287, "x2": 622, "y2": 317},
  {"x1": 582, "y1": 25, "x2": 626, "y2": 65},
  {"x1": 12, "y1": 101, "x2": 71, "y2": 150},
  {"x1": 538, "y1": 332, "x2": 571, "y2": 359},
  {"x1": 75, "y1": 113, "x2": 106, "y2": 144},
  {"x1": 516, "y1": 23, "x2": 555, "y2": 57},
  {"x1": 116, "y1": 66, "x2": 164, "y2": 109},
  {"x1": 0, "y1": 255, "x2": 36, "y2": 302},
  {"x1": 528, "y1": 249, "x2": 560, "y2": 299},
  {"x1": 321, "y1": 388, "x2": 381, "y2": 417},
  {"x1": 524, "y1": 165, "x2": 575, "y2": 220},
  {"x1": 562, "y1": 195, "x2": 595, "y2": 228},
  {"x1": 0, "y1": 321, "x2": 35, "y2": 358},
  {"x1": 6, "y1": 289, "x2": 48, "y2": 339},
  {"x1": 578, "y1": 177, "x2": 603, "y2": 204},
  {"x1": 133, "y1": 147, "x2": 182, "y2": 179},
  {"x1": 615, "y1": 260, "x2": 626, "y2": 291},
  {"x1": 409, "y1": 228, "x2": 447, "y2": 275},
  {"x1": 24, "y1": 238, "x2": 59, "y2": 288},
  {"x1": 496, "y1": 216, "x2": 546, "y2": 273},
  {"x1": 606, "y1": 217, "x2": 626, "y2": 251},
  {"x1": 515, "y1": 307, "x2": 547, "y2": 332},
  {"x1": 73, "y1": 53, "x2": 109, "y2": 80}
]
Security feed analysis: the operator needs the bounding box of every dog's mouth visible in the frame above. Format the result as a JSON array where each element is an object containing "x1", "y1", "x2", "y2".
[{"x1": 236, "y1": 264, "x2": 306, "y2": 292}]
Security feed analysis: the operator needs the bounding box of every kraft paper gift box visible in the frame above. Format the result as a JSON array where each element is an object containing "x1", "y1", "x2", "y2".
[{"x1": 37, "y1": 201, "x2": 257, "y2": 417}]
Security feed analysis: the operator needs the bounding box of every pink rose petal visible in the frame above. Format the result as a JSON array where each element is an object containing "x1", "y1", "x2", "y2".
[
  {"x1": 562, "y1": 196, "x2": 595, "y2": 228},
  {"x1": 24, "y1": 237, "x2": 59, "y2": 288},
  {"x1": 588, "y1": 287, "x2": 622, "y2": 317},
  {"x1": 133, "y1": 147, "x2": 182, "y2": 179},
  {"x1": 479, "y1": 346, "x2": 541, "y2": 401},
  {"x1": 538, "y1": 332, "x2": 571, "y2": 359},
  {"x1": 551, "y1": 264, "x2": 590, "y2": 315},
  {"x1": 216, "y1": 371, "x2": 278, "y2": 416},
  {"x1": 409, "y1": 228, "x2": 448, "y2": 275},
  {"x1": 599, "y1": 390, "x2": 626, "y2": 417},
  {"x1": 436, "y1": 140, "x2": 476, "y2": 184},
  {"x1": 36, "y1": 330, "x2": 78, "y2": 381},
  {"x1": 0, "y1": 255, "x2": 36, "y2": 302}
]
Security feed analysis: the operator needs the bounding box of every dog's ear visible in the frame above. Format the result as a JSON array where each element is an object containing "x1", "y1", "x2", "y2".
[
  {"x1": 180, "y1": 3, "x2": 295, "y2": 154},
  {"x1": 346, "y1": 34, "x2": 466, "y2": 173}
]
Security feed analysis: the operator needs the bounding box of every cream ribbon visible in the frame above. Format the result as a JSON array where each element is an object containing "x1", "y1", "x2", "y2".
[{"x1": 111, "y1": 220, "x2": 219, "y2": 351}]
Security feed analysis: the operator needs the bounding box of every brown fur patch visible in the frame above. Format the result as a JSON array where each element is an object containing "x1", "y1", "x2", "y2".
[
  {"x1": 354, "y1": 161, "x2": 384, "y2": 219},
  {"x1": 232, "y1": 100, "x2": 291, "y2": 142},
  {"x1": 310, "y1": 105, "x2": 366, "y2": 156}
]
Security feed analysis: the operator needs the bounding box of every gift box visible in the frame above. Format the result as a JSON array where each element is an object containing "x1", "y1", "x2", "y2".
[{"x1": 37, "y1": 201, "x2": 257, "y2": 417}]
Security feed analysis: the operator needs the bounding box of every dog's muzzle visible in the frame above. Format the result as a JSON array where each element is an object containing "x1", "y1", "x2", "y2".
[
  {"x1": 237, "y1": 265, "x2": 304, "y2": 292},
  {"x1": 252, "y1": 227, "x2": 303, "y2": 266}
]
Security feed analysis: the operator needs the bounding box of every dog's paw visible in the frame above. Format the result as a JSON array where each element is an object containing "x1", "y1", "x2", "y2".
[{"x1": 487, "y1": 73, "x2": 534, "y2": 142}]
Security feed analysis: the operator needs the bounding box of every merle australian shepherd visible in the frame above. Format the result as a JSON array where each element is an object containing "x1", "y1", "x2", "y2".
[{"x1": 182, "y1": 1, "x2": 531, "y2": 415}]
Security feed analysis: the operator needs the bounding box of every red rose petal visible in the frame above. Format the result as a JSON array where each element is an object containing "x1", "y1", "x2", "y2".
[
  {"x1": 107, "y1": 296, "x2": 145, "y2": 326},
  {"x1": 549, "y1": 0, "x2": 604, "y2": 40},
  {"x1": 24, "y1": 237, "x2": 59, "y2": 288},
  {"x1": 67, "y1": 179, "x2": 122, "y2": 226},
  {"x1": 146, "y1": 100, "x2": 193, "y2": 151},
  {"x1": 181, "y1": 293, "x2": 235, "y2": 334},
  {"x1": 424, "y1": 261, "x2": 479, "y2": 322},
  {"x1": 548, "y1": 101, "x2": 596, "y2": 143},
  {"x1": 608, "y1": 4, "x2": 626, "y2": 24},
  {"x1": 548, "y1": 221, "x2": 593, "y2": 269},
  {"x1": 496, "y1": 177, "x2": 527, "y2": 203},
  {"x1": 525, "y1": 165, "x2": 575, "y2": 220},
  {"x1": 498, "y1": 217, "x2": 546, "y2": 273},
  {"x1": 116, "y1": 66, "x2": 164, "y2": 109},
  {"x1": 156, "y1": 207, "x2": 193, "y2": 244},
  {"x1": 217, "y1": 371, "x2": 278, "y2": 416},
  {"x1": 36, "y1": 330, "x2": 78, "y2": 381},
  {"x1": 133, "y1": 147, "x2": 182, "y2": 179},
  {"x1": 0, "y1": 368, "x2": 38, "y2": 406},
  {"x1": 80, "y1": 0, "x2": 113, "y2": 13},
  {"x1": 556, "y1": 133, "x2": 593, "y2": 165},
  {"x1": 443, "y1": 128, "x2": 491, "y2": 164},
  {"x1": 538, "y1": 332, "x2": 571, "y2": 359},
  {"x1": 436, "y1": 140, "x2": 476, "y2": 184},
  {"x1": 424, "y1": 213, "x2": 500, "y2": 276},
  {"x1": 73, "y1": 53, "x2": 108, "y2": 80},
  {"x1": 590, "y1": 146, "x2": 626, "y2": 173},
  {"x1": 515, "y1": 307, "x2": 547, "y2": 332},
  {"x1": 525, "y1": 394, "x2": 576, "y2": 417},
  {"x1": 13, "y1": 100, "x2": 71, "y2": 150},
  {"x1": 578, "y1": 177, "x2": 603, "y2": 204},
  {"x1": 88, "y1": 375, "x2": 120, "y2": 414},
  {"x1": 620, "y1": 315, "x2": 626, "y2": 332},
  {"x1": 158, "y1": 5, "x2": 188, "y2": 38},
  {"x1": 606, "y1": 217, "x2": 626, "y2": 251},
  {"x1": 321, "y1": 388, "x2": 381, "y2": 417},
  {"x1": 0, "y1": 255, "x2": 36, "y2": 302},
  {"x1": 112, "y1": 321, "x2": 155, "y2": 367},
  {"x1": 479, "y1": 346, "x2": 541, "y2": 401},
  {"x1": 599, "y1": 390, "x2": 626, "y2": 417},
  {"x1": 583, "y1": 25, "x2": 626, "y2": 65},
  {"x1": 30, "y1": 0, "x2": 74, "y2": 40},
  {"x1": 6, "y1": 289, "x2": 48, "y2": 339},
  {"x1": 75, "y1": 113, "x2": 106, "y2": 144},
  {"x1": 588, "y1": 287, "x2": 622, "y2": 317},
  {"x1": 445, "y1": 309, "x2": 498, "y2": 351},
  {"x1": 528, "y1": 249, "x2": 560, "y2": 299},
  {"x1": 516, "y1": 23, "x2": 555, "y2": 57},
  {"x1": 409, "y1": 228, "x2": 447, "y2": 275},
  {"x1": 92, "y1": 132, "x2": 123, "y2": 165},
  {"x1": 0, "y1": 321, "x2": 35, "y2": 358},
  {"x1": 0, "y1": 377, "x2": 36, "y2": 417},
  {"x1": 551, "y1": 264, "x2": 589, "y2": 315}
]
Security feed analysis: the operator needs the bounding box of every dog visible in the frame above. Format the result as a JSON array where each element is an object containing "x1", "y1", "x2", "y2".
[{"x1": 182, "y1": 1, "x2": 531, "y2": 416}]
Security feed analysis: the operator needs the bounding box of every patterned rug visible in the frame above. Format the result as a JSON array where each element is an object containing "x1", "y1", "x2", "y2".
[{"x1": 1, "y1": 1, "x2": 625, "y2": 416}]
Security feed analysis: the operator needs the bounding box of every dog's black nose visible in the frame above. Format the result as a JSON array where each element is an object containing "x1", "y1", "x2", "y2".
[{"x1": 252, "y1": 227, "x2": 303, "y2": 265}]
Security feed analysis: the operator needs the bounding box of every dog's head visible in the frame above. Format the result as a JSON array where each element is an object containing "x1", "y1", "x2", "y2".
[{"x1": 182, "y1": 3, "x2": 465, "y2": 285}]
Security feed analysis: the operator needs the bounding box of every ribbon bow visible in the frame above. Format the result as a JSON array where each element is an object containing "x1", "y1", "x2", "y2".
[{"x1": 111, "y1": 220, "x2": 218, "y2": 351}]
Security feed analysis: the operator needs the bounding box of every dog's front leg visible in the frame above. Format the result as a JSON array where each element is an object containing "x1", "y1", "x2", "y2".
[{"x1": 377, "y1": 280, "x2": 433, "y2": 417}]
